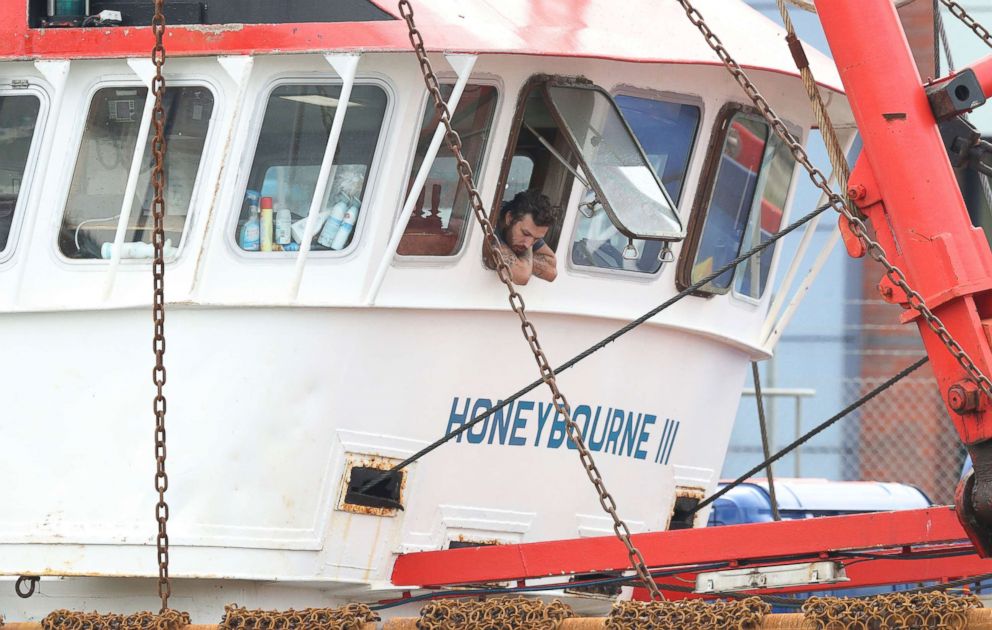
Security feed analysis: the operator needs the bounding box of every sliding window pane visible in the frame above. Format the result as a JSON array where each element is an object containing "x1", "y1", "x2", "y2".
[{"x1": 0, "y1": 94, "x2": 41, "y2": 252}]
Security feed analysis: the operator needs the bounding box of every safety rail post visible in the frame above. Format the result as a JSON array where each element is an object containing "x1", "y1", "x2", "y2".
[
  {"x1": 364, "y1": 53, "x2": 477, "y2": 306},
  {"x1": 103, "y1": 58, "x2": 158, "y2": 299},
  {"x1": 815, "y1": 0, "x2": 992, "y2": 554}
]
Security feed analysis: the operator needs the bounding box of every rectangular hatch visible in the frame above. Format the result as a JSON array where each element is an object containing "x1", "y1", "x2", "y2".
[{"x1": 543, "y1": 79, "x2": 685, "y2": 241}]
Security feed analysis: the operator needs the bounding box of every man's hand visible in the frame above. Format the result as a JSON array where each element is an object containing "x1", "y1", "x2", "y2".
[
  {"x1": 499, "y1": 243, "x2": 534, "y2": 285},
  {"x1": 532, "y1": 243, "x2": 558, "y2": 282}
]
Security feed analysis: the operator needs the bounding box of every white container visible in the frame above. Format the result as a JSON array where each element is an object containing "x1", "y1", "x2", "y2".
[
  {"x1": 275, "y1": 207, "x2": 292, "y2": 245},
  {"x1": 317, "y1": 201, "x2": 348, "y2": 249},
  {"x1": 291, "y1": 209, "x2": 330, "y2": 244},
  {"x1": 331, "y1": 204, "x2": 359, "y2": 250},
  {"x1": 101, "y1": 239, "x2": 177, "y2": 260}
]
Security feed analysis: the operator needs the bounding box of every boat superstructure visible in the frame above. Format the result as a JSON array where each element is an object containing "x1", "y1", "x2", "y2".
[{"x1": 0, "y1": 0, "x2": 859, "y2": 620}]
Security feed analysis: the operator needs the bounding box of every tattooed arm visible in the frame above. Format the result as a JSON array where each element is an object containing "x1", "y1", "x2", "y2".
[
  {"x1": 498, "y1": 243, "x2": 534, "y2": 285},
  {"x1": 532, "y1": 243, "x2": 558, "y2": 282}
]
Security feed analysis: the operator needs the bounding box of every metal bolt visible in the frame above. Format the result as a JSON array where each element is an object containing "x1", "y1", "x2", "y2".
[
  {"x1": 949, "y1": 380, "x2": 981, "y2": 413},
  {"x1": 847, "y1": 184, "x2": 867, "y2": 201}
]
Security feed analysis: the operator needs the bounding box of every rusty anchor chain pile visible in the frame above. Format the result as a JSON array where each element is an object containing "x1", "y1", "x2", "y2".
[
  {"x1": 39, "y1": 610, "x2": 191, "y2": 630},
  {"x1": 802, "y1": 592, "x2": 982, "y2": 629},
  {"x1": 606, "y1": 598, "x2": 770, "y2": 630},
  {"x1": 219, "y1": 604, "x2": 379, "y2": 630},
  {"x1": 414, "y1": 598, "x2": 574, "y2": 630}
]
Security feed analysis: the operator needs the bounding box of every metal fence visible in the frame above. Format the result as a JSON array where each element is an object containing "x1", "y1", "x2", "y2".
[{"x1": 725, "y1": 374, "x2": 967, "y2": 505}]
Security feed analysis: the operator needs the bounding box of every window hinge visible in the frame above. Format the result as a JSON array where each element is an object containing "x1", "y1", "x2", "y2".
[{"x1": 11, "y1": 80, "x2": 30, "y2": 90}]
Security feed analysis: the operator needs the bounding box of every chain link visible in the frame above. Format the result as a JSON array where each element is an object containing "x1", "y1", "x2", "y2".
[
  {"x1": 396, "y1": 0, "x2": 663, "y2": 600},
  {"x1": 42, "y1": 609, "x2": 191, "y2": 630},
  {"x1": 150, "y1": 0, "x2": 171, "y2": 614},
  {"x1": 676, "y1": 0, "x2": 992, "y2": 404},
  {"x1": 221, "y1": 604, "x2": 379, "y2": 630},
  {"x1": 940, "y1": 0, "x2": 992, "y2": 49},
  {"x1": 802, "y1": 592, "x2": 981, "y2": 629},
  {"x1": 416, "y1": 597, "x2": 573, "y2": 630},
  {"x1": 606, "y1": 598, "x2": 769, "y2": 630}
]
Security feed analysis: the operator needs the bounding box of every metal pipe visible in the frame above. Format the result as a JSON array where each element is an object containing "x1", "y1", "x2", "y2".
[
  {"x1": 288, "y1": 53, "x2": 360, "y2": 300},
  {"x1": 968, "y1": 54, "x2": 992, "y2": 100},
  {"x1": 364, "y1": 54, "x2": 477, "y2": 306}
]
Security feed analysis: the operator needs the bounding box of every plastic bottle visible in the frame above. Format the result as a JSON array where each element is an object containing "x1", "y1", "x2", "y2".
[
  {"x1": 331, "y1": 203, "x2": 360, "y2": 250},
  {"x1": 317, "y1": 200, "x2": 349, "y2": 249},
  {"x1": 275, "y1": 206, "x2": 292, "y2": 245},
  {"x1": 291, "y1": 209, "x2": 330, "y2": 244},
  {"x1": 260, "y1": 196, "x2": 274, "y2": 252},
  {"x1": 240, "y1": 191, "x2": 261, "y2": 251}
]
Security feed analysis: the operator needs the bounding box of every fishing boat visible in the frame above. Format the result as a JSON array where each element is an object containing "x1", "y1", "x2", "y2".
[{"x1": 4, "y1": 0, "x2": 992, "y2": 626}]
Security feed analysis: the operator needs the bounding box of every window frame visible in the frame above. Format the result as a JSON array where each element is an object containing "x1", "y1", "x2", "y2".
[
  {"x1": 0, "y1": 81, "x2": 50, "y2": 265},
  {"x1": 394, "y1": 74, "x2": 502, "y2": 264},
  {"x1": 226, "y1": 74, "x2": 395, "y2": 261},
  {"x1": 54, "y1": 75, "x2": 221, "y2": 266},
  {"x1": 676, "y1": 102, "x2": 797, "y2": 297},
  {"x1": 565, "y1": 86, "x2": 703, "y2": 281}
]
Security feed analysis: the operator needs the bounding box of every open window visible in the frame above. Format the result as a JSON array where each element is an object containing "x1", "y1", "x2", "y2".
[
  {"x1": 490, "y1": 76, "x2": 684, "y2": 265},
  {"x1": 397, "y1": 83, "x2": 498, "y2": 257},
  {"x1": 0, "y1": 91, "x2": 43, "y2": 256},
  {"x1": 59, "y1": 85, "x2": 214, "y2": 260},
  {"x1": 677, "y1": 104, "x2": 797, "y2": 296},
  {"x1": 234, "y1": 82, "x2": 388, "y2": 254},
  {"x1": 571, "y1": 94, "x2": 700, "y2": 273}
]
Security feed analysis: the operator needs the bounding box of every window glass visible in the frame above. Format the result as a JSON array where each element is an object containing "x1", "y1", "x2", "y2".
[
  {"x1": 689, "y1": 112, "x2": 770, "y2": 292},
  {"x1": 235, "y1": 83, "x2": 388, "y2": 253},
  {"x1": 571, "y1": 95, "x2": 699, "y2": 273},
  {"x1": 546, "y1": 85, "x2": 683, "y2": 240},
  {"x1": 0, "y1": 94, "x2": 41, "y2": 253},
  {"x1": 504, "y1": 155, "x2": 534, "y2": 201},
  {"x1": 397, "y1": 84, "x2": 497, "y2": 256},
  {"x1": 60, "y1": 86, "x2": 214, "y2": 260},
  {"x1": 734, "y1": 133, "x2": 796, "y2": 299}
]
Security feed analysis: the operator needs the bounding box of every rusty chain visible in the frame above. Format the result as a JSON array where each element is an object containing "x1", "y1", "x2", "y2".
[
  {"x1": 940, "y1": 0, "x2": 992, "y2": 49},
  {"x1": 802, "y1": 592, "x2": 981, "y2": 629},
  {"x1": 396, "y1": 0, "x2": 663, "y2": 599},
  {"x1": 416, "y1": 598, "x2": 573, "y2": 630},
  {"x1": 606, "y1": 598, "x2": 769, "y2": 630},
  {"x1": 220, "y1": 604, "x2": 379, "y2": 630},
  {"x1": 676, "y1": 0, "x2": 992, "y2": 404},
  {"x1": 41, "y1": 610, "x2": 191, "y2": 630},
  {"x1": 150, "y1": 0, "x2": 171, "y2": 614}
]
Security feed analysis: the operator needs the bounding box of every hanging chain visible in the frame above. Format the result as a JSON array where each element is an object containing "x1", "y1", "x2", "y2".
[
  {"x1": 676, "y1": 0, "x2": 992, "y2": 404},
  {"x1": 940, "y1": 0, "x2": 992, "y2": 49},
  {"x1": 396, "y1": 0, "x2": 662, "y2": 600},
  {"x1": 150, "y1": 0, "x2": 171, "y2": 614}
]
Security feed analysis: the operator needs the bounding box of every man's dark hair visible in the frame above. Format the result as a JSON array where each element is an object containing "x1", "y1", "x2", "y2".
[{"x1": 503, "y1": 189, "x2": 559, "y2": 227}]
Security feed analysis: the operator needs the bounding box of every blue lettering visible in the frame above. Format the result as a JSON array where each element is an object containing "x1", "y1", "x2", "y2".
[
  {"x1": 588, "y1": 407, "x2": 611, "y2": 452},
  {"x1": 534, "y1": 402, "x2": 554, "y2": 447},
  {"x1": 547, "y1": 408, "x2": 567, "y2": 448},
  {"x1": 466, "y1": 398, "x2": 492, "y2": 444},
  {"x1": 487, "y1": 400, "x2": 515, "y2": 445},
  {"x1": 655, "y1": 418, "x2": 673, "y2": 464},
  {"x1": 619, "y1": 412, "x2": 643, "y2": 458},
  {"x1": 605, "y1": 408, "x2": 625, "y2": 454},
  {"x1": 636, "y1": 414, "x2": 656, "y2": 460},
  {"x1": 509, "y1": 400, "x2": 532, "y2": 446},
  {"x1": 446, "y1": 397, "x2": 471, "y2": 443}
]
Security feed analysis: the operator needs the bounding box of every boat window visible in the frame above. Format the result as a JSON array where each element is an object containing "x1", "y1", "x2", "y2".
[
  {"x1": 0, "y1": 94, "x2": 41, "y2": 254},
  {"x1": 234, "y1": 83, "x2": 388, "y2": 254},
  {"x1": 488, "y1": 81, "x2": 576, "y2": 256},
  {"x1": 571, "y1": 95, "x2": 699, "y2": 273},
  {"x1": 545, "y1": 83, "x2": 684, "y2": 241},
  {"x1": 59, "y1": 85, "x2": 214, "y2": 260},
  {"x1": 397, "y1": 84, "x2": 498, "y2": 257},
  {"x1": 733, "y1": 132, "x2": 796, "y2": 299},
  {"x1": 678, "y1": 107, "x2": 783, "y2": 295}
]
